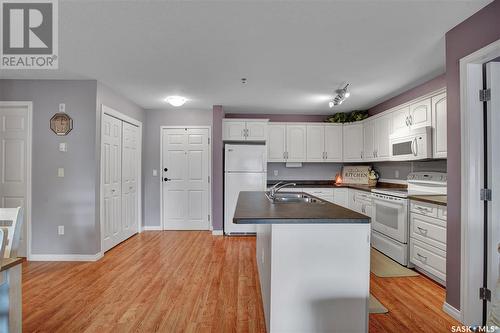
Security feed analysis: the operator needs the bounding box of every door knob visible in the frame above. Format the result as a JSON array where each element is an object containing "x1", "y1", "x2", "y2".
[
  {"x1": 164, "y1": 178, "x2": 171, "y2": 182},
  {"x1": 164, "y1": 168, "x2": 168, "y2": 172}
]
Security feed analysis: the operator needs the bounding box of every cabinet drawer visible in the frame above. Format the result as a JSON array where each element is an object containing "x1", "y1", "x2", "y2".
[
  {"x1": 410, "y1": 213, "x2": 446, "y2": 251},
  {"x1": 302, "y1": 188, "x2": 334, "y2": 196},
  {"x1": 410, "y1": 201, "x2": 438, "y2": 218},
  {"x1": 410, "y1": 239, "x2": 446, "y2": 282},
  {"x1": 437, "y1": 206, "x2": 447, "y2": 220}
]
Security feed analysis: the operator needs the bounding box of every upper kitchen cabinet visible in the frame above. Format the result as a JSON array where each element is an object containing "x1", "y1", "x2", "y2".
[
  {"x1": 343, "y1": 122, "x2": 364, "y2": 162},
  {"x1": 409, "y1": 98, "x2": 432, "y2": 129},
  {"x1": 374, "y1": 114, "x2": 392, "y2": 160},
  {"x1": 432, "y1": 92, "x2": 447, "y2": 158},
  {"x1": 363, "y1": 119, "x2": 375, "y2": 161},
  {"x1": 392, "y1": 106, "x2": 410, "y2": 134},
  {"x1": 286, "y1": 124, "x2": 307, "y2": 162},
  {"x1": 222, "y1": 119, "x2": 268, "y2": 141},
  {"x1": 268, "y1": 124, "x2": 287, "y2": 162},
  {"x1": 306, "y1": 124, "x2": 342, "y2": 162}
]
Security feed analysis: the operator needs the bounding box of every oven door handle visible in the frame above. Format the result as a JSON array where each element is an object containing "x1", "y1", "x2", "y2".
[{"x1": 371, "y1": 194, "x2": 406, "y2": 204}]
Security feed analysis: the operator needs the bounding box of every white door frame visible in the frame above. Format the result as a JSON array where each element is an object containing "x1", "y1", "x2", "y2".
[
  {"x1": 460, "y1": 38, "x2": 500, "y2": 325},
  {"x1": 99, "y1": 104, "x2": 142, "y2": 254},
  {"x1": 0, "y1": 101, "x2": 32, "y2": 259},
  {"x1": 160, "y1": 126, "x2": 212, "y2": 231}
]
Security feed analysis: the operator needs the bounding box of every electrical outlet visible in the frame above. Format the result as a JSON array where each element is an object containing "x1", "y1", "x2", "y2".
[
  {"x1": 273, "y1": 170, "x2": 279, "y2": 176},
  {"x1": 59, "y1": 103, "x2": 65, "y2": 112},
  {"x1": 395, "y1": 170, "x2": 399, "y2": 178},
  {"x1": 58, "y1": 225, "x2": 64, "y2": 235},
  {"x1": 57, "y1": 167, "x2": 65, "y2": 177},
  {"x1": 59, "y1": 142, "x2": 68, "y2": 152},
  {"x1": 152, "y1": 169, "x2": 158, "y2": 176}
]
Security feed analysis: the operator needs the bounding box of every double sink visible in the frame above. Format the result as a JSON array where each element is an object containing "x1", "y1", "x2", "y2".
[{"x1": 266, "y1": 192, "x2": 325, "y2": 204}]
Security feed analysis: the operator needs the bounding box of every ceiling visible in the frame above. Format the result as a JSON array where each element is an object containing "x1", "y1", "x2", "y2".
[{"x1": 0, "y1": 0, "x2": 491, "y2": 114}]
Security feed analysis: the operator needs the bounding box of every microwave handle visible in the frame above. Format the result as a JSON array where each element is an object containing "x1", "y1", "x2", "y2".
[
  {"x1": 413, "y1": 138, "x2": 418, "y2": 156},
  {"x1": 411, "y1": 138, "x2": 416, "y2": 156}
]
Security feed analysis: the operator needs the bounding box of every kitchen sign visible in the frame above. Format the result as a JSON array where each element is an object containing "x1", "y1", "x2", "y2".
[{"x1": 341, "y1": 166, "x2": 370, "y2": 184}]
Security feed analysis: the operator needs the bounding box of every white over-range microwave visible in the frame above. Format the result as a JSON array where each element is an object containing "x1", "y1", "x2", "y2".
[{"x1": 389, "y1": 126, "x2": 432, "y2": 161}]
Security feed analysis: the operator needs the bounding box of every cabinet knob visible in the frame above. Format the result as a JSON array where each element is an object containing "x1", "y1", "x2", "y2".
[
  {"x1": 164, "y1": 168, "x2": 168, "y2": 172},
  {"x1": 164, "y1": 178, "x2": 171, "y2": 182}
]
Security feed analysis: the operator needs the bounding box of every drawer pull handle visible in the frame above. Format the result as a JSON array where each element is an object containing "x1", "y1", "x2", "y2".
[
  {"x1": 416, "y1": 207, "x2": 430, "y2": 213},
  {"x1": 417, "y1": 226, "x2": 428, "y2": 234},
  {"x1": 417, "y1": 253, "x2": 427, "y2": 261}
]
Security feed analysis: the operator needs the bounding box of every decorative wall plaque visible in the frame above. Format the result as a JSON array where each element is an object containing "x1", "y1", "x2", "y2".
[
  {"x1": 50, "y1": 113, "x2": 73, "y2": 136},
  {"x1": 341, "y1": 166, "x2": 371, "y2": 184}
]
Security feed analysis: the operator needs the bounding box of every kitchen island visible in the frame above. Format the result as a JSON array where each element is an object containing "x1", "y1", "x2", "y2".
[{"x1": 234, "y1": 191, "x2": 371, "y2": 333}]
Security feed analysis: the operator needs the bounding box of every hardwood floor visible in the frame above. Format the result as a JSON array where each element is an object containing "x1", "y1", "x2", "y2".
[{"x1": 22, "y1": 232, "x2": 459, "y2": 333}]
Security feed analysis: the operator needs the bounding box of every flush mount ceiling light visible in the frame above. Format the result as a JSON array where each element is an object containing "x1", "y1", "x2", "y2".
[
  {"x1": 165, "y1": 95, "x2": 187, "y2": 107},
  {"x1": 329, "y1": 83, "x2": 351, "y2": 108}
]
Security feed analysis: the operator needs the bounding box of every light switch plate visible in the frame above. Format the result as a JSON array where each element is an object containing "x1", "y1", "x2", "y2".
[
  {"x1": 153, "y1": 169, "x2": 158, "y2": 176},
  {"x1": 273, "y1": 170, "x2": 279, "y2": 176},
  {"x1": 59, "y1": 103, "x2": 65, "y2": 112},
  {"x1": 59, "y1": 142, "x2": 67, "y2": 152},
  {"x1": 58, "y1": 225, "x2": 64, "y2": 235},
  {"x1": 57, "y1": 168, "x2": 65, "y2": 178},
  {"x1": 395, "y1": 170, "x2": 400, "y2": 178}
]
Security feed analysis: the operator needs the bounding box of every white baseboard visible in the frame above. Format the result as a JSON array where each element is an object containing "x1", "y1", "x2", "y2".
[
  {"x1": 143, "y1": 226, "x2": 162, "y2": 231},
  {"x1": 443, "y1": 302, "x2": 462, "y2": 322},
  {"x1": 212, "y1": 230, "x2": 223, "y2": 236},
  {"x1": 29, "y1": 252, "x2": 103, "y2": 262}
]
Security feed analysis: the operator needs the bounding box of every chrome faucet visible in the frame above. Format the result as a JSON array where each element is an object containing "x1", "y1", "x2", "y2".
[{"x1": 268, "y1": 182, "x2": 297, "y2": 200}]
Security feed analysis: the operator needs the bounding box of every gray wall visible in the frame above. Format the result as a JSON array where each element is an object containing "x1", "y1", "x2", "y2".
[
  {"x1": 143, "y1": 108, "x2": 213, "y2": 227},
  {"x1": 0, "y1": 79, "x2": 99, "y2": 255},
  {"x1": 0, "y1": 79, "x2": 146, "y2": 256},
  {"x1": 96, "y1": 82, "x2": 146, "y2": 234}
]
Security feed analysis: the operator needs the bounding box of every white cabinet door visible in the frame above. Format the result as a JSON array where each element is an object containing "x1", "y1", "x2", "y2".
[
  {"x1": 363, "y1": 120, "x2": 375, "y2": 161},
  {"x1": 324, "y1": 125, "x2": 343, "y2": 162},
  {"x1": 343, "y1": 123, "x2": 364, "y2": 161},
  {"x1": 374, "y1": 114, "x2": 392, "y2": 160},
  {"x1": 268, "y1": 124, "x2": 287, "y2": 162},
  {"x1": 432, "y1": 92, "x2": 447, "y2": 159},
  {"x1": 246, "y1": 121, "x2": 268, "y2": 141},
  {"x1": 223, "y1": 121, "x2": 246, "y2": 141},
  {"x1": 306, "y1": 125, "x2": 325, "y2": 162},
  {"x1": 333, "y1": 188, "x2": 348, "y2": 207},
  {"x1": 409, "y1": 98, "x2": 432, "y2": 129},
  {"x1": 286, "y1": 125, "x2": 307, "y2": 162},
  {"x1": 392, "y1": 106, "x2": 410, "y2": 134}
]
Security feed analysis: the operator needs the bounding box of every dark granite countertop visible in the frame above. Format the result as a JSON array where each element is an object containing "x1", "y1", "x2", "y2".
[
  {"x1": 408, "y1": 195, "x2": 447, "y2": 206},
  {"x1": 266, "y1": 180, "x2": 406, "y2": 193},
  {"x1": 233, "y1": 191, "x2": 371, "y2": 224}
]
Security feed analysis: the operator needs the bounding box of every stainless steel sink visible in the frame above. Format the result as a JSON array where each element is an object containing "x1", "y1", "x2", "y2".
[{"x1": 266, "y1": 192, "x2": 325, "y2": 204}]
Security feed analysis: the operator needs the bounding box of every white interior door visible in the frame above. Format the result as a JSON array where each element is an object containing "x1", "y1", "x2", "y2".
[
  {"x1": 162, "y1": 128, "x2": 210, "y2": 230},
  {"x1": 0, "y1": 103, "x2": 30, "y2": 257},
  {"x1": 102, "y1": 114, "x2": 122, "y2": 252},
  {"x1": 121, "y1": 122, "x2": 139, "y2": 239},
  {"x1": 487, "y1": 62, "x2": 500, "y2": 322}
]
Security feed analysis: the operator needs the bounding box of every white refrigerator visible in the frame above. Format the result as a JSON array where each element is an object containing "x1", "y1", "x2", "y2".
[{"x1": 224, "y1": 144, "x2": 267, "y2": 235}]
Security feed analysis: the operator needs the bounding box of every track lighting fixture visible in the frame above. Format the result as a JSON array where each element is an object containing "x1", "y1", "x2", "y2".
[{"x1": 329, "y1": 83, "x2": 351, "y2": 108}]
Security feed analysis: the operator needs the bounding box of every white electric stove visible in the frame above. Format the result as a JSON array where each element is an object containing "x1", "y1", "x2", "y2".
[{"x1": 370, "y1": 172, "x2": 447, "y2": 266}]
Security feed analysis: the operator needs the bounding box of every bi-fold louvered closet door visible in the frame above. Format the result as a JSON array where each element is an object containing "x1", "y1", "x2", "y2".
[{"x1": 101, "y1": 113, "x2": 139, "y2": 252}]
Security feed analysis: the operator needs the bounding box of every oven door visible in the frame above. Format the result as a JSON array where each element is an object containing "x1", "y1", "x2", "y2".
[{"x1": 371, "y1": 193, "x2": 408, "y2": 243}]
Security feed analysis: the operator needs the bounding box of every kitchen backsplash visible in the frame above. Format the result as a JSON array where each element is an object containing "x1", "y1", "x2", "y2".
[{"x1": 267, "y1": 160, "x2": 447, "y2": 182}]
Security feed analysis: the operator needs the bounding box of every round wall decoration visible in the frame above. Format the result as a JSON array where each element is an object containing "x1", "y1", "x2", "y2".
[{"x1": 50, "y1": 113, "x2": 73, "y2": 136}]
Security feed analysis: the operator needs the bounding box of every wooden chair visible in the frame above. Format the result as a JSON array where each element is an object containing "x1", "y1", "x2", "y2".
[{"x1": 0, "y1": 207, "x2": 23, "y2": 258}]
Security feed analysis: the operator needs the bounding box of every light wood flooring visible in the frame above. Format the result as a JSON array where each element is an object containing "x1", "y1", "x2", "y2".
[{"x1": 22, "y1": 231, "x2": 459, "y2": 332}]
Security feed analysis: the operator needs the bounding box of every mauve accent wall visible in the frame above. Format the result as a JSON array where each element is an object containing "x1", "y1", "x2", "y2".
[
  {"x1": 212, "y1": 106, "x2": 224, "y2": 231},
  {"x1": 445, "y1": 0, "x2": 500, "y2": 310},
  {"x1": 225, "y1": 113, "x2": 326, "y2": 122},
  {"x1": 368, "y1": 74, "x2": 446, "y2": 116}
]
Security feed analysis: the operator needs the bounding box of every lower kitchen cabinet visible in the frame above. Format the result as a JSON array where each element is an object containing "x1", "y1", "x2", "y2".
[{"x1": 409, "y1": 200, "x2": 447, "y2": 285}]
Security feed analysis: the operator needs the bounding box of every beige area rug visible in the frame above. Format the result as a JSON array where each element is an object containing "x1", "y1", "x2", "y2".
[
  {"x1": 370, "y1": 248, "x2": 419, "y2": 278},
  {"x1": 369, "y1": 294, "x2": 388, "y2": 314}
]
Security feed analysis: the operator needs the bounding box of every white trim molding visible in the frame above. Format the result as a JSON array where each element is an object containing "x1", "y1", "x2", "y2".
[
  {"x1": 443, "y1": 302, "x2": 462, "y2": 322},
  {"x1": 29, "y1": 252, "x2": 103, "y2": 262},
  {"x1": 460, "y1": 37, "x2": 500, "y2": 326},
  {"x1": 143, "y1": 226, "x2": 162, "y2": 231},
  {"x1": 212, "y1": 230, "x2": 223, "y2": 236}
]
